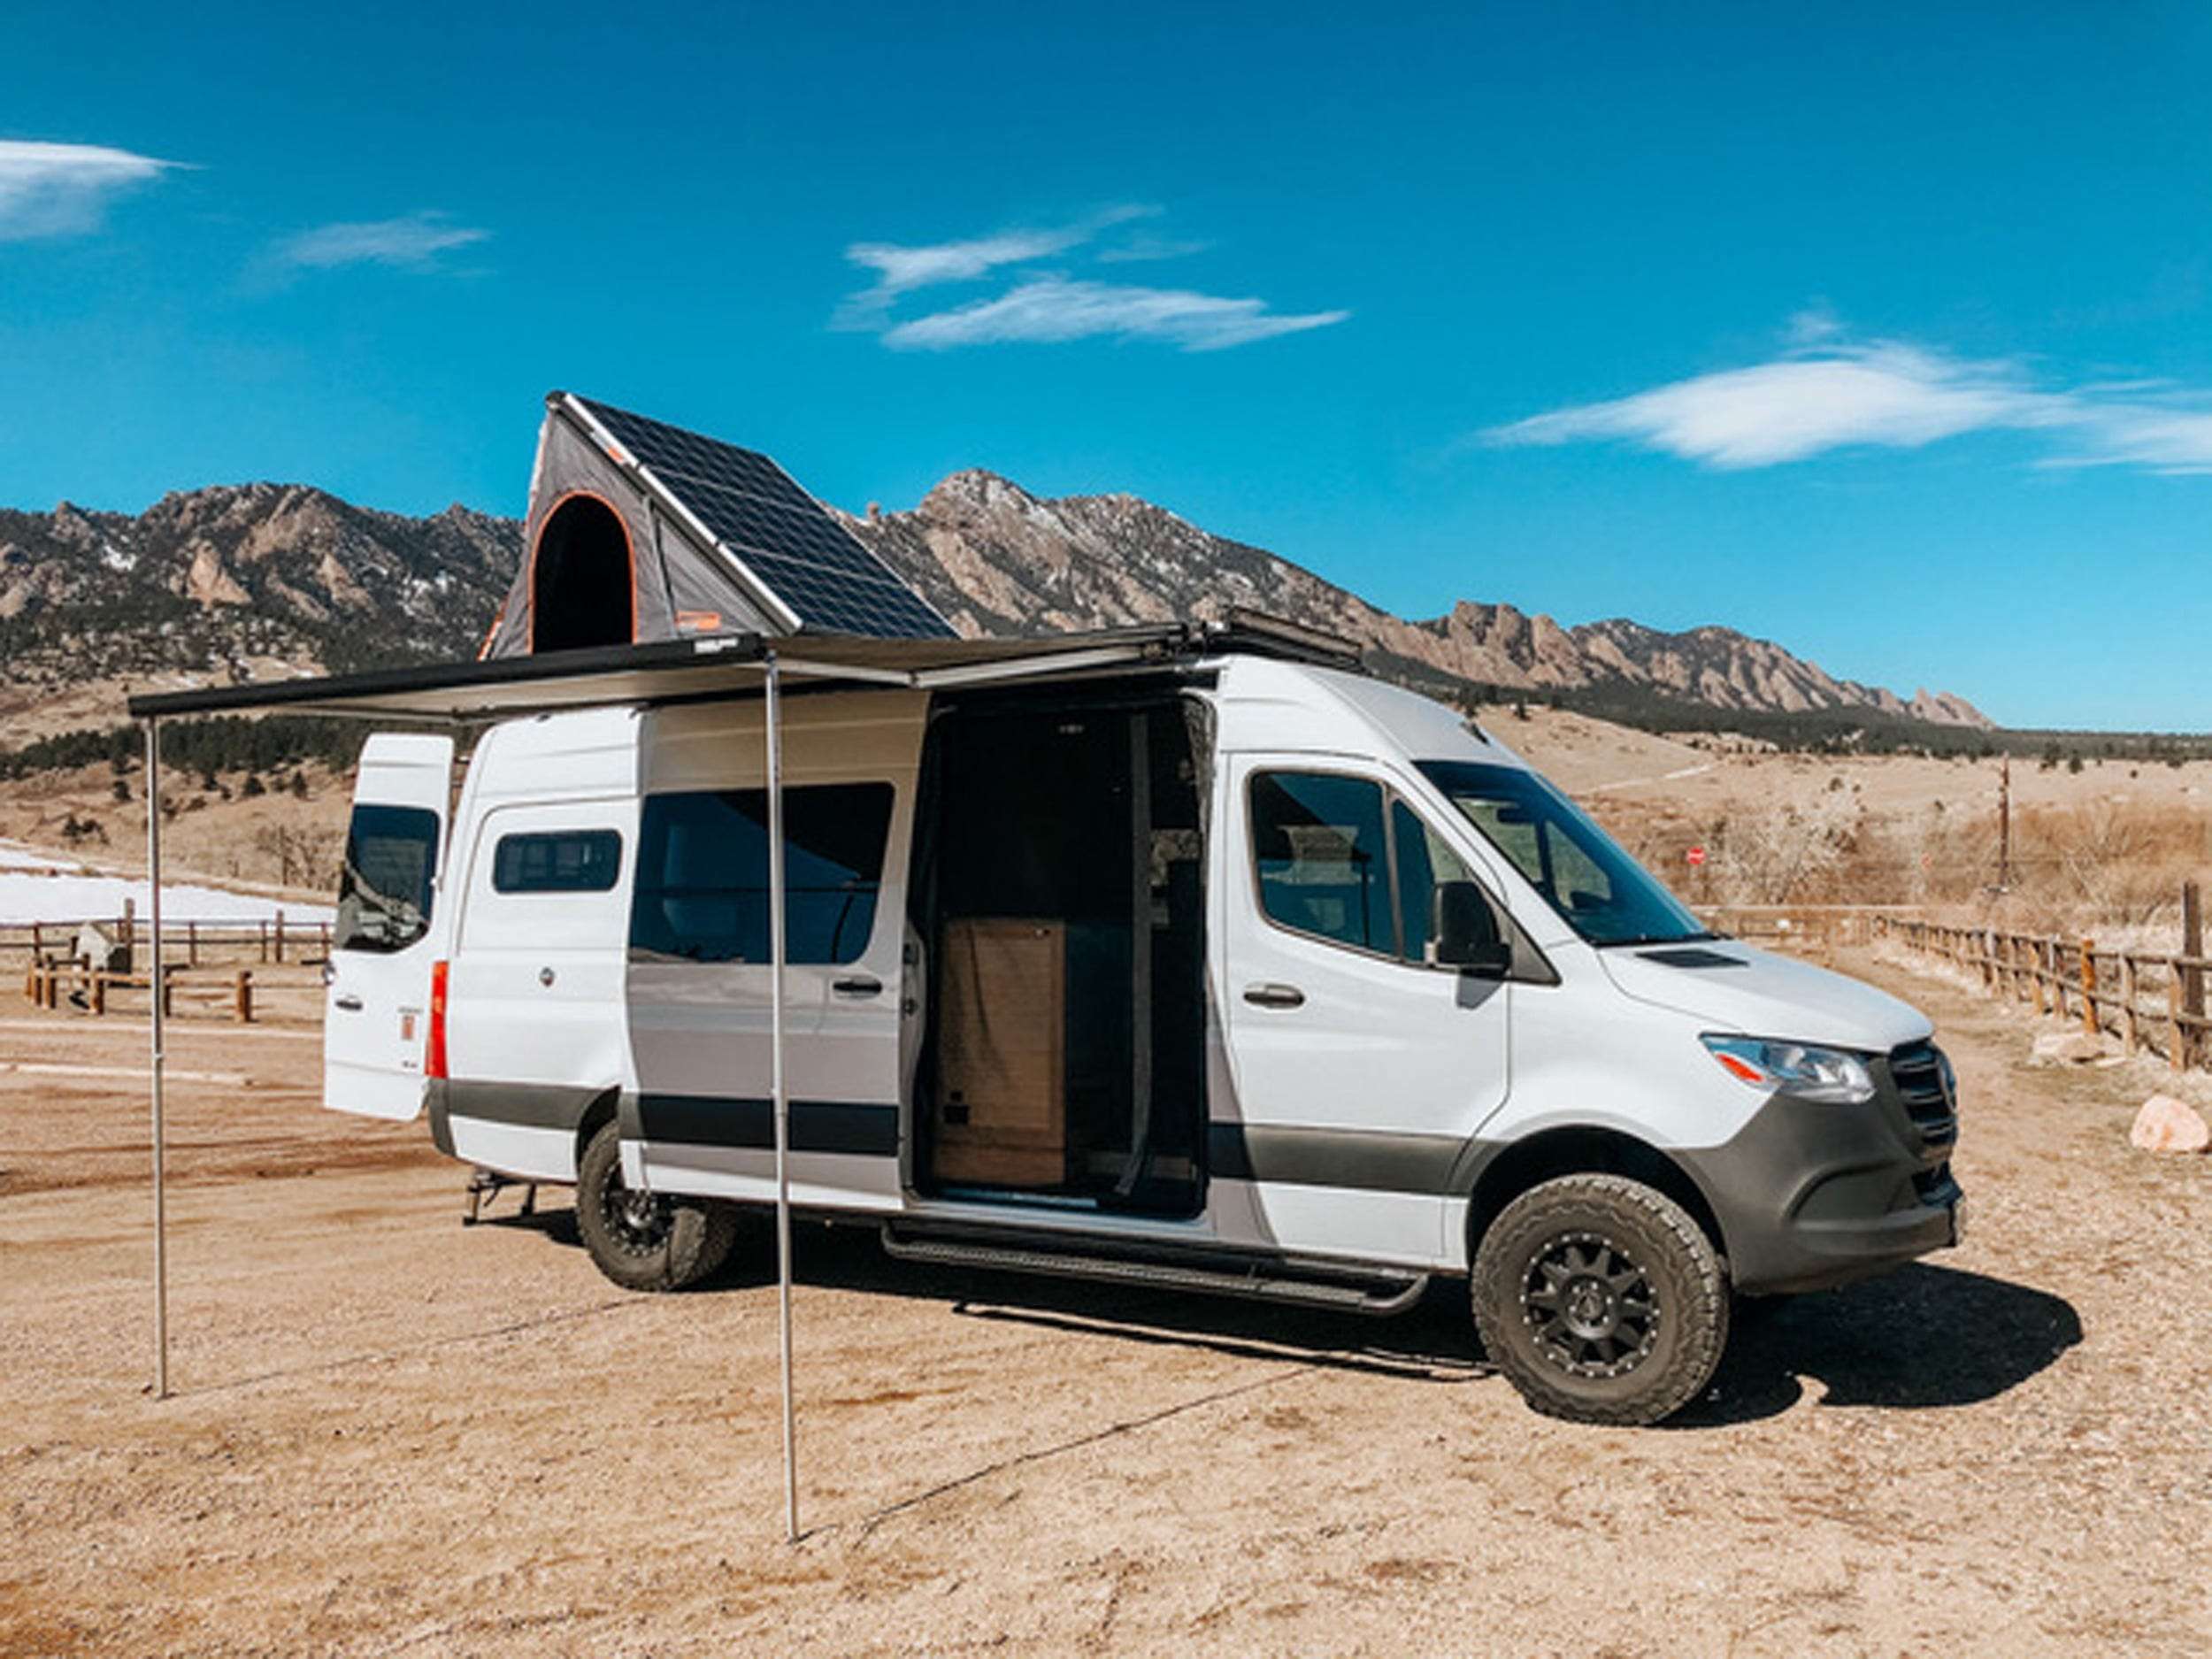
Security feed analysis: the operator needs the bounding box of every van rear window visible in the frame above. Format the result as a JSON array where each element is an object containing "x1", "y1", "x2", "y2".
[
  {"x1": 629, "y1": 783, "x2": 893, "y2": 965},
  {"x1": 336, "y1": 804, "x2": 439, "y2": 954},
  {"x1": 493, "y1": 830, "x2": 622, "y2": 894}
]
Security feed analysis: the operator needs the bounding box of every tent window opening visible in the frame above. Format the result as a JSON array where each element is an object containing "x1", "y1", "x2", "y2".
[
  {"x1": 629, "y1": 784, "x2": 894, "y2": 965},
  {"x1": 493, "y1": 829, "x2": 623, "y2": 894},
  {"x1": 335, "y1": 804, "x2": 439, "y2": 954},
  {"x1": 532, "y1": 494, "x2": 634, "y2": 653}
]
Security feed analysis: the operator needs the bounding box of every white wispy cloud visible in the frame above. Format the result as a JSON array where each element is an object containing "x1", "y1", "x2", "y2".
[
  {"x1": 0, "y1": 140, "x2": 180, "y2": 240},
  {"x1": 837, "y1": 204, "x2": 1156, "y2": 325},
  {"x1": 881, "y1": 275, "x2": 1349, "y2": 353},
  {"x1": 1096, "y1": 232, "x2": 1214, "y2": 265},
  {"x1": 1483, "y1": 321, "x2": 2212, "y2": 475},
  {"x1": 274, "y1": 211, "x2": 490, "y2": 271}
]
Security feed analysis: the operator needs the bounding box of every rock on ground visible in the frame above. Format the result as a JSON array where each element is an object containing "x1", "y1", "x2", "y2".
[
  {"x1": 2032, "y1": 1029, "x2": 2106, "y2": 1064},
  {"x1": 2130, "y1": 1094, "x2": 2211, "y2": 1154}
]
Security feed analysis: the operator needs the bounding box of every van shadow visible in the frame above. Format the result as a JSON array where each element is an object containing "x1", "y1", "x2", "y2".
[
  {"x1": 490, "y1": 1207, "x2": 2079, "y2": 1418},
  {"x1": 488, "y1": 1205, "x2": 1486, "y2": 1380},
  {"x1": 1672, "y1": 1263, "x2": 2083, "y2": 1427}
]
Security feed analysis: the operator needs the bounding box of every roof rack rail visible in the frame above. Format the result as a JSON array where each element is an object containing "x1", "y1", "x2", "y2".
[{"x1": 1201, "y1": 608, "x2": 1364, "y2": 668}]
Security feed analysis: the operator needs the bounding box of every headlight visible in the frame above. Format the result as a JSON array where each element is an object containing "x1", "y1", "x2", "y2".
[{"x1": 1701, "y1": 1034, "x2": 1876, "y2": 1104}]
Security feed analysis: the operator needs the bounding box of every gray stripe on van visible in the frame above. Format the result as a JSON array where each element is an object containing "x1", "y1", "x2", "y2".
[
  {"x1": 1207, "y1": 1122, "x2": 1468, "y2": 1194},
  {"x1": 634, "y1": 1093, "x2": 900, "y2": 1157},
  {"x1": 442, "y1": 1079, "x2": 611, "y2": 1133}
]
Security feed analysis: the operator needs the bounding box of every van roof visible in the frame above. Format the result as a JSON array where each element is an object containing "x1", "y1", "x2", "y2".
[{"x1": 123, "y1": 611, "x2": 1367, "y2": 725}]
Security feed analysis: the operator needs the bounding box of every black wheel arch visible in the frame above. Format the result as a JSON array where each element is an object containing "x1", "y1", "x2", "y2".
[
  {"x1": 572, "y1": 1087, "x2": 623, "y2": 1178},
  {"x1": 1463, "y1": 1125, "x2": 1729, "y2": 1274}
]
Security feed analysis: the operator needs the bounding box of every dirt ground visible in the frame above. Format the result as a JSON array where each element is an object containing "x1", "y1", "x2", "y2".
[{"x1": 2, "y1": 952, "x2": 2208, "y2": 1657}]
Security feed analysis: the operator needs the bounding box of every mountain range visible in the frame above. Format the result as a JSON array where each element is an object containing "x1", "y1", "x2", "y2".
[{"x1": 0, "y1": 474, "x2": 1990, "y2": 733}]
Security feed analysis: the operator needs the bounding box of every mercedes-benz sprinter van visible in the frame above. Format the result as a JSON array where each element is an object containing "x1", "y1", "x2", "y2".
[{"x1": 326, "y1": 641, "x2": 1962, "y2": 1425}]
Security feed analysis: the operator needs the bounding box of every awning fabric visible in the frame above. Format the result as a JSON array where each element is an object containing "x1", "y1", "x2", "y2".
[
  {"x1": 125, "y1": 614, "x2": 1360, "y2": 726},
  {"x1": 125, "y1": 626, "x2": 1196, "y2": 723}
]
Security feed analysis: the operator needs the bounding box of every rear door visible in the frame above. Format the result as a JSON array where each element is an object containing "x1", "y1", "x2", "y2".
[{"x1": 325, "y1": 733, "x2": 454, "y2": 1119}]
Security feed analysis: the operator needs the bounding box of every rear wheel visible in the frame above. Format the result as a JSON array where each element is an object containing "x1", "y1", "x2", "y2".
[
  {"x1": 1471, "y1": 1173, "x2": 1729, "y2": 1425},
  {"x1": 574, "y1": 1120, "x2": 739, "y2": 1292}
]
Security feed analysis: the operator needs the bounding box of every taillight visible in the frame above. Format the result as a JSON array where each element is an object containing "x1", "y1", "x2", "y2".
[{"x1": 426, "y1": 959, "x2": 449, "y2": 1079}]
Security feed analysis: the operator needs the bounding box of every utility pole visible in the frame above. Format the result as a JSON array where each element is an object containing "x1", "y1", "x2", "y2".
[{"x1": 1997, "y1": 755, "x2": 2011, "y2": 890}]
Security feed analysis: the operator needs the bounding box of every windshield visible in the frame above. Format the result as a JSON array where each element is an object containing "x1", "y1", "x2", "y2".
[{"x1": 1417, "y1": 760, "x2": 1709, "y2": 947}]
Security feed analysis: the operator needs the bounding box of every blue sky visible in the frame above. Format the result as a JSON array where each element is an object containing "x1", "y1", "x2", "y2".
[{"x1": 4, "y1": 2, "x2": 2208, "y2": 729}]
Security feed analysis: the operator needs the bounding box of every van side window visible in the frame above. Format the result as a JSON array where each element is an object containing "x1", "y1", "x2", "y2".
[
  {"x1": 335, "y1": 804, "x2": 438, "y2": 954},
  {"x1": 493, "y1": 830, "x2": 622, "y2": 894},
  {"x1": 630, "y1": 783, "x2": 893, "y2": 964},
  {"x1": 1391, "y1": 799, "x2": 1474, "y2": 964},
  {"x1": 1249, "y1": 772, "x2": 1394, "y2": 954}
]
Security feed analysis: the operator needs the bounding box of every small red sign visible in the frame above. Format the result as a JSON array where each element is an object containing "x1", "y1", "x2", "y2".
[{"x1": 1686, "y1": 846, "x2": 1708, "y2": 868}]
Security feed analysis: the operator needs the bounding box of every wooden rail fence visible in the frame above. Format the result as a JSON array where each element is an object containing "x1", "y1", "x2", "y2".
[
  {"x1": 23, "y1": 959, "x2": 261, "y2": 1023},
  {"x1": 0, "y1": 915, "x2": 331, "y2": 967},
  {"x1": 1877, "y1": 916, "x2": 2210, "y2": 1073}
]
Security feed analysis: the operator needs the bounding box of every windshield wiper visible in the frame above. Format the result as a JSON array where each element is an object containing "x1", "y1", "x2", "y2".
[{"x1": 1594, "y1": 931, "x2": 1717, "y2": 949}]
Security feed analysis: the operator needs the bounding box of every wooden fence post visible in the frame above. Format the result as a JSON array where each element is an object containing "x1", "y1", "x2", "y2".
[
  {"x1": 2081, "y1": 940, "x2": 2100, "y2": 1036},
  {"x1": 2122, "y1": 956, "x2": 2140, "y2": 1056},
  {"x1": 234, "y1": 970, "x2": 253, "y2": 1025},
  {"x1": 187, "y1": 921, "x2": 198, "y2": 969},
  {"x1": 2170, "y1": 970, "x2": 2187, "y2": 1072},
  {"x1": 2184, "y1": 881, "x2": 2203, "y2": 1071}
]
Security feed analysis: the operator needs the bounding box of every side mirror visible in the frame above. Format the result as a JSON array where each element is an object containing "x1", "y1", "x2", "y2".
[{"x1": 1431, "y1": 880, "x2": 1512, "y2": 978}]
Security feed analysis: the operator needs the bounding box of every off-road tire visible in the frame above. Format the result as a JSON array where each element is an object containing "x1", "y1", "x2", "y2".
[
  {"x1": 574, "y1": 1121, "x2": 740, "y2": 1292},
  {"x1": 1471, "y1": 1173, "x2": 1730, "y2": 1426}
]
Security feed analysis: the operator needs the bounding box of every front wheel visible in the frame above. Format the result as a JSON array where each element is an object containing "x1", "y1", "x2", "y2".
[
  {"x1": 574, "y1": 1121, "x2": 740, "y2": 1292},
  {"x1": 1471, "y1": 1173, "x2": 1729, "y2": 1425}
]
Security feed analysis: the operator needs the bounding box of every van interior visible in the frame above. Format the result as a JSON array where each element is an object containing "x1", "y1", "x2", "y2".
[{"x1": 913, "y1": 686, "x2": 1207, "y2": 1217}]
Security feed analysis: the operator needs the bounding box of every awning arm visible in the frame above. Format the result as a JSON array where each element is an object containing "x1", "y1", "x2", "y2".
[
  {"x1": 764, "y1": 651, "x2": 800, "y2": 1543},
  {"x1": 145, "y1": 716, "x2": 170, "y2": 1400}
]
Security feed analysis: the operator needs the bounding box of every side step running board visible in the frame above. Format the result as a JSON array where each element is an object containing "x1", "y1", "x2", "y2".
[{"x1": 879, "y1": 1225, "x2": 1429, "y2": 1317}]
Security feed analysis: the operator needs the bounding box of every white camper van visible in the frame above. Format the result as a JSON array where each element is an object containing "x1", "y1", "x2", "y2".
[{"x1": 324, "y1": 627, "x2": 1962, "y2": 1425}]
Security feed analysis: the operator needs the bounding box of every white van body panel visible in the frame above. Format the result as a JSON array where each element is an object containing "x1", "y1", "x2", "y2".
[{"x1": 377, "y1": 649, "x2": 1953, "y2": 1293}]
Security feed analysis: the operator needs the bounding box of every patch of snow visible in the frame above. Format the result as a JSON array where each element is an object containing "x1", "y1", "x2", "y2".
[
  {"x1": 102, "y1": 541, "x2": 136, "y2": 573},
  {"x1": 0, "y1": 868, "x2": 332, "y2": 926}
]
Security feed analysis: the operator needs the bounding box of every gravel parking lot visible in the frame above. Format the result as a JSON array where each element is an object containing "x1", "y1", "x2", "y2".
[{"x1": 2, "y1": 950, "x2": 2206, "y2": 1656}]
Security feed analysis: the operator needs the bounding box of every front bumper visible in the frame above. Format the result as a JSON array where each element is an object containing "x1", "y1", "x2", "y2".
[{"x1": 1679, "y1": 1047, "x2": 1962, "y2": 1294}]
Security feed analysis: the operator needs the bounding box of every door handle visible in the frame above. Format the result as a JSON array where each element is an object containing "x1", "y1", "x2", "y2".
[
  {"x1": 1242, "y1": 982, "x2": 1305, "y2": 1010},
  {"x1": 334, "y1": 995, "x2": 365, "y2": 1012},
  {"x1": 833, "y1": 976, "x2": 884, "y2": 997}
]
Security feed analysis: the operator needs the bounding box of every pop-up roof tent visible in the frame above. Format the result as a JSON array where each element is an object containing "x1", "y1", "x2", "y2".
[{"x1": 480, "y1": 392, "x2": 955, "y2": 657}]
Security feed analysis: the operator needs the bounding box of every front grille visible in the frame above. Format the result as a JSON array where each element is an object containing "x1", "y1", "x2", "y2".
[{"x1": 1891, "y1": 1041, "x2": 1957, "y2": 1149}]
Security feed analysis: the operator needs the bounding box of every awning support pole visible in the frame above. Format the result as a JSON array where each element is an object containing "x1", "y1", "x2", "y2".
[
  {"x1": 764, "y1": 653, "x2": 798, "y2": 1543},
  {"x1": 144, "y1": 716, "x2": 169, "y2": 1400}
]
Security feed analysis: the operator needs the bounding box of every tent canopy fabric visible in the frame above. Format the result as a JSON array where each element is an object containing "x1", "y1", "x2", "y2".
[{"x1": 479, "y1": 392, "x2": 953, "y2": 659}]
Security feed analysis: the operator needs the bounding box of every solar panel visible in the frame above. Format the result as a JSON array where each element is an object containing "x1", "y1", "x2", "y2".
[{"x1": 572, "y1": 395, "x2": 953, "y2": 641}]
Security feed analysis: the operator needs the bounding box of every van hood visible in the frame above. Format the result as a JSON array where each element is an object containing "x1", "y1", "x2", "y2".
[{"x1": 1596, "y1": 941, "x2": 1932, "y2": 1053}]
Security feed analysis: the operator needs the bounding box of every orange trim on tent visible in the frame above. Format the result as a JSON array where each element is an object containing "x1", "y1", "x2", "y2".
[{"x1": 526, "y1": 488, "x2": 639, "y2": 655}]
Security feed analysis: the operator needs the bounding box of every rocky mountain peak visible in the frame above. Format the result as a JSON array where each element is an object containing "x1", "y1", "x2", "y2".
[
  {"x1": 0, "y1": 470, "x2": 1992, "y2": 734},
  {"x1": 846, "y1": 474, "x2": 1993, "y2": 730}
]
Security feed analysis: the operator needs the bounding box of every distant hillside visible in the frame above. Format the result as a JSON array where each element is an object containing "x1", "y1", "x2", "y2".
[
  {"x1": 0, "y1": 472, "x2": 1990, "y2": 736},
  {"x1": 0, "y1": 486, "x2": 512, "y2": 707},
  {"x1": 842, "y1": 470, "x2": 1992, "y2": 729}
]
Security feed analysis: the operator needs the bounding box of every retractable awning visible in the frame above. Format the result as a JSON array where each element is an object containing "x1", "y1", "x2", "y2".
[
  {"x1": 123, "y1": 610, "x2": 1361, "y2": 1542},
  {"x1": 125, "y1": 626, "x2": 1202, "y2": 725}
]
